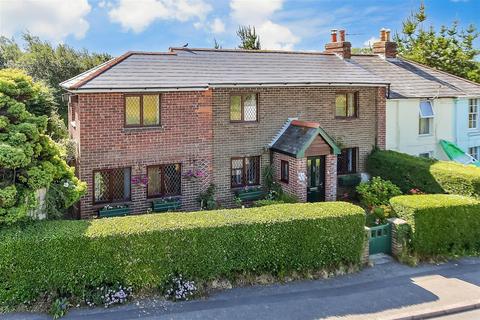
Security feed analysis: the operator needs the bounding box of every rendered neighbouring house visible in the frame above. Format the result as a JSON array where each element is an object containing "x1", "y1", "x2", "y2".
[
  {"x1": 61, "y1": 31, "x2": 388, "y2": 218},
  {"x1": 352, "y1": 29, "x2": 480, "y2": 163}
]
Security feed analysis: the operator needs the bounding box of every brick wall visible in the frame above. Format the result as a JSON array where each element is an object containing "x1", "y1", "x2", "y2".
[
  {"x1": 212, "y1": 86, "x2": 385, "y2": 206},
  {"x1": 272, "y1": 152, "x2": 308, "y2": 202},
  {"x1": 324, "y1": 154, "x2": 337, "y2": 201},
  {"x1": 71, "y1": 90, "x2": 213, "y2": 218}
]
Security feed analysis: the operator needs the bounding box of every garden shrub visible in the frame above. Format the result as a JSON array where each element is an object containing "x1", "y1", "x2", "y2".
[
  {"x1": 0, "y1": 202, "x2": 365, "y2": 308},
  {"x1": 390, "y1": 194, "x2": 480, "y2": 257},
  {"x1": 356, "y1": 177, "x2": 402, "y2": 207},
  {"x1": 0, "y1": 69, "x2": 85, "y2": 225},
  {"x1": 367, "y1": 149, "x2": 480, "y2": 198}
]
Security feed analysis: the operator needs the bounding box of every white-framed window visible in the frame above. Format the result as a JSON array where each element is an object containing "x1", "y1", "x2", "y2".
[
  {"x1": 468, "y1": 146, "x2": 480, "y2": 161},
  {"x1": 419, "y1": 100, "x2": 434, "y2": 135},
  {"x1": 419, "y1": 151, "x2": 433, "y2": 159},
  {"x1": 469, "y1": 99, "x2": 478, "y2": 129}
]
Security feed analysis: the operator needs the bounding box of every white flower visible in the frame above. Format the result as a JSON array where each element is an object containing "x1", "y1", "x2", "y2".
[{"x1": 63, "y1": 181, "x2": 69, "y2": 188}]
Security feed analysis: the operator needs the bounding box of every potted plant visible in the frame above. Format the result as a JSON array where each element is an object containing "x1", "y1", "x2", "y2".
[{"x1": 98, "y1": 204, "x2": 132, "y2": 218}]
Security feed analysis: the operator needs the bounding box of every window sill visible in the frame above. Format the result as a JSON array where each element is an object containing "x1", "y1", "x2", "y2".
[
  {"x1": 231, "y1": 185, "x2": 261, "y2": 191},
  {"x1": 418, "y1": 133, "x2": 433, "y2": 138},
  {"x1": 122, "y1": 126, "x2": 165, "y2": 133}
]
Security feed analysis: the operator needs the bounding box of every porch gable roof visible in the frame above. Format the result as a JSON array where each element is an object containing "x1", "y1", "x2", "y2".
[{"x1": 270, "y1": 120, "x2": 341, "y2": 158}]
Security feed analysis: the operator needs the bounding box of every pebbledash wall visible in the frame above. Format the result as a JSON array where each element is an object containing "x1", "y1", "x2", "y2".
[
  {"x1": 71, "y1": 86, "x2": 386, "y2": 218},
  {"x1": 71, "y1": 91, "x2": 213, "y2": 218},
  {"x1": 211, "y1": 86, "x2": 386, "y2": 205}
]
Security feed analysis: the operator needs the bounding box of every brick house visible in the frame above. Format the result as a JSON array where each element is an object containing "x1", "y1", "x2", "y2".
[{"x1": 61, "y1": 31, "x2": 388, "y2": 218}]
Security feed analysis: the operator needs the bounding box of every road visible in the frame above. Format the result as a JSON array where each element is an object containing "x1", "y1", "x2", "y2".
[{"x1": 4, "y1": 257, "x2": 480, "y2": 320}]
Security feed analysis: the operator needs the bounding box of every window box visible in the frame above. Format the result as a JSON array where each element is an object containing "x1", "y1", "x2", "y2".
[
  {"x1": 98, "y1": 205, "x2": 132, "y2": 218},
  {"x1": 235, "y1": 188, "x2": 265, "y2": 202},
  {"x1": 338, "y1": 174, "x2": 362, "y2": 187},
  {"x1": 152, "y1": 198, "x2": 181, "y2": 212}
]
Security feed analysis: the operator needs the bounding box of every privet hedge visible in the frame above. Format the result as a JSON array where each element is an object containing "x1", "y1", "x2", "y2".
[
  {"x1": 390, "y1": 195, "x2": 480, "y2": 256},
  {"x1": 0, "y1": 202, "x2": 365, "y2": 307},
  {"x1": 367, "y1": 149, "x2": 480, "y2": 198}
]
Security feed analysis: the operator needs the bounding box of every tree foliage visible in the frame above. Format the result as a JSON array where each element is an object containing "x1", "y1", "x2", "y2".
[
  {"x1": 395, "y1": 3, "x2": 480, "y2": 83},
  {"x1": 0, "y1": 33, "x2": 112, "y2": 119},
  {"x1": 0, "y1": 69, "x2": 86, "y2": 225},
  {"x1": 237, "y1": 26, "x2": 261, "y2": 50}
]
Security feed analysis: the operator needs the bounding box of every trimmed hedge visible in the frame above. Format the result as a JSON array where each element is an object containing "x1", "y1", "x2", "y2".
[
  {"x1": 0, "y1": 202, "x2": 365, "y2": 307},
  {"x1": 390, "y1": 194, "x2": 480, "y2": 256},
  {"x1": 367, "y1": 149, "x2": 480, "y2": 198}
]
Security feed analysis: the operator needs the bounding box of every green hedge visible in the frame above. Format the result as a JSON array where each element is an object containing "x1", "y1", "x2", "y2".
[
  {"x1": 367, "y1": 149, "x2": 480, "y2": 198},
  {"x1": 0, "y1": 202, "x2": 365, "y2": 307},
  {"x1": 390, "y1": 195, "x2": 480, "y2": 256}
]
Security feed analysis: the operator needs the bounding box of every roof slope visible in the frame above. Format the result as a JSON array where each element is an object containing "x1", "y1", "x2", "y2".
[
  {"x1": 351, "y1": 55, "x2": 480, "y2": 98},
  {"x1": 61, "y1": 48, "x2": 388, "y2": 90}
]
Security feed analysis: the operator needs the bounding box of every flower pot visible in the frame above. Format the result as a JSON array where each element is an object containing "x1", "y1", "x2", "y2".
[{"x1": 152, "y1": 199, "x2": 181, "y2": 212}]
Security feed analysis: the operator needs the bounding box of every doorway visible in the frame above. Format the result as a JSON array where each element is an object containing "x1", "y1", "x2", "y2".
[{"x1": 307, "y1": 156, "x2": 326, "y2": 202}]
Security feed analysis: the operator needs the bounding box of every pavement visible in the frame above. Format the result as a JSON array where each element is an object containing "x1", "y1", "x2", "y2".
[{"x1": 3, "y1": 257, "x2": 480, "y2": 320}]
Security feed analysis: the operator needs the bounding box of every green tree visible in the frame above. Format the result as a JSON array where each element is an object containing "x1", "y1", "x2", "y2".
[
  {"x1": 237, "y1": 26, "x2": 261, "y2": 50},
  {"x1": 395, "y1": 3, "x2": 480, "y2": 83},
  {"x1": 0, "y1": 33, "x2": 112, "y2": 119},
  {"x1": 0, "y1": 69, "x2": 86, "y2": 225}
]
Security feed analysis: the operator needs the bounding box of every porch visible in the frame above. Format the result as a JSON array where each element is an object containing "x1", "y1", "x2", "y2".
[{"x1": 270, "y1": 120, "x2": 341, "y2": 202}]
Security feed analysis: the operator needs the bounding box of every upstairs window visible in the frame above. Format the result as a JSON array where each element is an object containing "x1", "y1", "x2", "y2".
[
  {"x1": 231, "y1": 156, "x2": 260, "y2": 187},
  {"x1": 335, "y1": 92, "x2": 358, "y2": 118},
  {"x1": 125, "y1": 94, "x2": 160, "y2": 127},
  {"x1": 147, "y1": 164, "x2": 182, "y2": 198},
  {"x1": 280, "y1": 160, "x2": 289, "y2": 183},
  {"x1": 469, "y1": 99, "x2": 478, "y2": 129},
  {"x1": 230, "y1": 94, "x2": 258, "y2": 122},
  {"x1": 419, "y1": 100, "x2": 434, "y2": 135},
  {"x1": 337, "y1": 147, "x2": 358, "y2": 175},
  {"x1": 94, "y1": 168, "x2": 131, "y2": 204}
]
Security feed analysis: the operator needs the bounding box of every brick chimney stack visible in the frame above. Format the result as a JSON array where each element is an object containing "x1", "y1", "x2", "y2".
[
  {"x1": 373, "y1": 28, "x2": 397, "y2": 58},
  {"x1": 325, "y1": 29, "x2": 351, "y2": 59}
]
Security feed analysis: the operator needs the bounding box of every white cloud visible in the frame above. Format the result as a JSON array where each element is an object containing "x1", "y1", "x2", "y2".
[
  {"x1": 211, "y1": 18, "x2": 225, "y2": 34},
  {"x1": 363, "y1": 37, "x2": 378, "y2": 48},
  {"x1": 257, "y1": 21, "x2": 299, "y2": 50},
  {"x1": 0, "y1": 0, "x2": 91, "y2": 41},
  {"x1": 229, "y1": 0, "x2": 299, "y2": 50},
  {"x1": 108, "y1": 0, "x2": 212, "y2": 33},
  {"x1": 230, "y1": 0, "x2": 283, "y2": 25}
]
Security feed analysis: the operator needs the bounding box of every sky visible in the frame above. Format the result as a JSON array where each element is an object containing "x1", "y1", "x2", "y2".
[{"x1": 0, "y1": 0, "x2": 479, "y2": 56}]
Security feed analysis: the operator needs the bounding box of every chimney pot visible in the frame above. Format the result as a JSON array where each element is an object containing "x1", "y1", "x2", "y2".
[
  {"x1": 385, "y1": 29, "x2": 391, "y2": 41},
  {"x1": 339, "y1": 29, "x2": 346, "y2": 42},
  {"x1": 331, "y1": 29, "x2": 338, "y2": 42},
  {"x1": 380, "y1": 28, "x2": 386, "y2": 41}
]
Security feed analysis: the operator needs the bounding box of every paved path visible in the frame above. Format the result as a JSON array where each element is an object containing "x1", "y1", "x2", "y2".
[{"x1": 4, "y1": 258, "x2": 480, "y2": 320}]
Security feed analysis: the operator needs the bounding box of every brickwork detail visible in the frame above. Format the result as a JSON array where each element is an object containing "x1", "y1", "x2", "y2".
[
  {"x1": 272, "y1": 152, "x2": 307, "y2": 202},
  {"x1": 324, "y1": 154, "x2": 337, "y2": 201}
]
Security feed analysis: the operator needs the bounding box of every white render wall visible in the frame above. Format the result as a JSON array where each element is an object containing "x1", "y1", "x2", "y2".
[{"x1": 386, "y1": 98, "x2": 455, "y2": 160}]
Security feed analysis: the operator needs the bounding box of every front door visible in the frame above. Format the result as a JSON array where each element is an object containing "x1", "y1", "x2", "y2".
[{"x1": 307, "y1": 156, "x2": 325, "y2": 202}]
